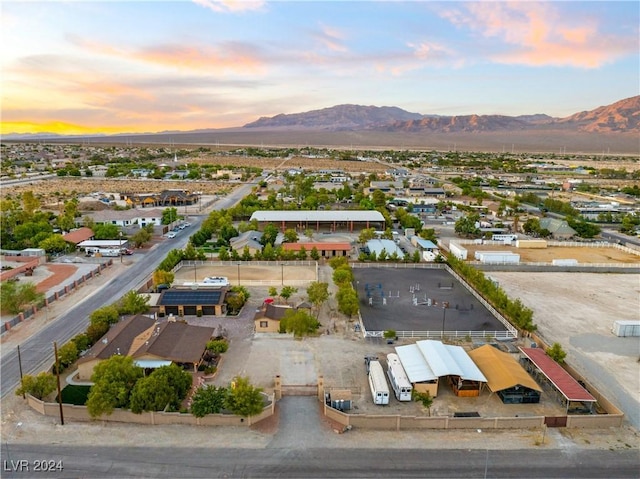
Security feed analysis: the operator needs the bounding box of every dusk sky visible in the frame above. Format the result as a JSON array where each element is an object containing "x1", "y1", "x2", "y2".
[{"x1": 2, "y1": 1, "x2": 638, "y2": 135}]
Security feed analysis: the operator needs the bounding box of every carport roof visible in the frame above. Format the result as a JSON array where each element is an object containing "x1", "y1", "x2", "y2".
[
  {"x1": 417, "y1": 340, "x2": 487, "y2": 383},
  {"x1": 395, "y1": 344, "x2": 437, "y2": 382},
  {"x1": 520, "y1": 348, "x2": 595, "y2": 402},
  {"x1": 468, "y1": 345, "x2": 541, "y2": 393}
]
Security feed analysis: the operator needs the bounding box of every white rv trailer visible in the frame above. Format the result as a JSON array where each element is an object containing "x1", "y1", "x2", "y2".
[
  {"x1": 368, "y1": 360, "x2": 390, "y2": 405},
  {"x1": 386, "y1": 353, "x2": 413, "y2": 401}
]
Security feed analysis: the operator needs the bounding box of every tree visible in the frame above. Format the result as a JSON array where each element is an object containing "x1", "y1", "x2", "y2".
[
  {"x1": 129, "y1": 228, "x2": 152, "y2": 248},
  {"x1": 117, "y1": 290, "x2": 150, "y2": 315},
  {"x1": 162, "y1": 207, "x2": 178, "y2": 225},
  {"x1": 454, "y1": 214, "x2": 481, "y2": 238},
  {"x1": 261, "y1": 223, "x2": 279, "y2": 247},
  {"x1": 413, "y1": 390, "x2": 433, "y2": 416},
  {"x1": 279, "y1": 286, "x2": 298, "y2": 304},
  {"x1": 129, "y1": 364, "x2": 192, "y2": 413},
  {"x1": 358, "y1": 227, "x2": 377, "y2": 244},
  {"x1": 310, "y1": 246, "x2": 320, "y2": 261},
  {"x1": 0, "y1": 281, "x2": 44, "y2": 314},
  {"x1": 546, "y1": 343, "x2": 567, "y2": 364},
  {"x1": 39, "y1": 234, "x2": 69, "y2": 253},
  {"x1": 371, "y1": 189, "x2": 387, "y2": 208},
  {"x1": 89, "y1": 305, "x2": 120, "y2": 327},
  {"x1": 152, "y1": 269, "x2": 175, "y2": 287},
  {"x1": 94, "y1": 223, "x2": 121, "y2": 240},
  {"x1": 16, "y1": 372, "x2": 56, "y2": 399},
  {"x1": 279, "y1": 309, "x2": 320, "y2": 337},
  {"x1": 336, "y1": 287, "x2": 359, "y2": 317},
  {"x1": 86, "y1": 355, "x2": 143, "y2": 417},
  {"x1": 225, "y1": 376, "x2": 264, "y2": 417},
  {"x1": 190, "y1": 385, "x2": 228, "y2": 417},
  {"x1": 207, "y1": 339, "x2": 229, "y2": 354},
  {"x1": 22, "y1": 191, "x2": 40, "y2": 219},
  {"x1": 58, "y1": 341, "x2": 79, "y2": 369},
  {"x1": 306, "y1": 282, "x2": 329, "y2": 318},
  {"x1": 283, "y1": 228, "x2": 299, "y2": 243},
  {"x1": 332, "y1": 267, "x2": 353, "y2": 286}
]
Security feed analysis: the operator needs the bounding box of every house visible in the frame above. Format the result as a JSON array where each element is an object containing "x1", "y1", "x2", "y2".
[
  {"x1": 538, "y1": 218, "x2": 577, "y2": 240},
  {"x1": 282, "y1": 241, "x2": 351, "y2": 258},
  {"x1": 76, "y1": 315, "x2": 215, "y2": 380},
  {"x1": 229, "y1": 231, "x2": 263, "y2": 256},
  {"x1": 156, "y1": 288, "x2": 228, "y2": 317},
  {"x1": 254, "y1": 302, "x2": 294, "y2": 333},
  {"x1": 62, "y1": 227, "x2": 94, "y2": 245}
]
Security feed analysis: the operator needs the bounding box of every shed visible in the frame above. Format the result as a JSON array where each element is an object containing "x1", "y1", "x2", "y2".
[
  {"x1": 157, "y1": 288, "x2": 227, "y2": 317},
  {"x1": 520, "y1": 347, "x2": 596, "y2": 414},
  {"x1": 468, "y1": 345, "x2": 541, "y2": 404}
]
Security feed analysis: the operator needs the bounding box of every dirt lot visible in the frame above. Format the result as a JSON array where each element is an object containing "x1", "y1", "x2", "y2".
[
  {"x1": 466, "y1": 245, "x2": 640, "y2": 264},
  {"x1": 488, "y1": 272, "x2": 640, "y2": 429},
  {"x1": 172, "y1": 262, "x2": 318, "y2": 286}
]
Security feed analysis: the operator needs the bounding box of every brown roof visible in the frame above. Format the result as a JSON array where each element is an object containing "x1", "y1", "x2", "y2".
[
  {"x1": 253, "y1": 303, "x2": 293, "y2": 321},
  {"x1": 282, "y1": 242, "x2": 351, "y2": 251},
  {"x1": 77, "y1": 315, "x2": 214, "y2": 366},
  {"x1": 133, "y1": 321, "x2": 215, "y2": 363},
  {"x1": 62, "y1": 227, "x2": 94, "y2": 245},
  {"x1": 77, "y1": 315, "x2": 156, "y2": 364}
]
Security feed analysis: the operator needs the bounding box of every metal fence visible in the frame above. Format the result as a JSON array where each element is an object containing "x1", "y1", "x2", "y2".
[{"x1": 354, "y1": 263, "x2": 518, "y2": 340}]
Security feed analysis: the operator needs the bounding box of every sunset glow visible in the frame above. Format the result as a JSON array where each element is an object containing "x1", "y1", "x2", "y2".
[{"x1": 1, "y1": 1, "x2": 637, "y2": 136}]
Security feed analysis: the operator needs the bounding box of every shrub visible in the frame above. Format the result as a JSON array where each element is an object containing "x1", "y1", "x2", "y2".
[{"x1": 207, "y1": 339, "x2": 229, "y2": 354}]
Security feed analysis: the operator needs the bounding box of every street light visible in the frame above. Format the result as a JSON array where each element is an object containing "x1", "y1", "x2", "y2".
[
  {"x1": 441, "y1": 301, "x2": 449, "y2": 337},
  {"x1": 194, "y1": 260, "x2": 197, "y2": 283},
  {"x1": 281, "y1": 263, "x2": 284, "y2": 286},
  {"x1": 237, "y1": 263, "x2": 241, "y2": 286}
]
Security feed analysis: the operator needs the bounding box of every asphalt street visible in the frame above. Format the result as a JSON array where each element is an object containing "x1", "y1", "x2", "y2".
[
  {"x1": 0, "y1": 182, "x2": 255, "y2": 399},
  {"x1": 0, "y1": 442, "x2": 638, "y2": 478}
]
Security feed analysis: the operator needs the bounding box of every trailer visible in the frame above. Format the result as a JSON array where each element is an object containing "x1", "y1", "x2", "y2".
[
  {"x1": 612, "y1": 320, "x2": 640, "y2": 337},
  {"x1": 367, "y1": 360, "x2": 390, "y2": 405},
  {"x1": 386, "y1": 353, "x2": 412, "y2": 401},
  {"x1": 449, "y1": 241, "x2": 468, "y2": 260}
]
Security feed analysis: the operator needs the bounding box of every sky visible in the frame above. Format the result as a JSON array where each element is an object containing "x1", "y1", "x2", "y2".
[{"x1": 1, "y1": 1, "x2": 638, "y2": 135}]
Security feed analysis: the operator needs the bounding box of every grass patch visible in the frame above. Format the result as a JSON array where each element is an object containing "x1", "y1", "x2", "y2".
[{"x1": 57, "y1": 385, "x2": 91, "y2": 405}]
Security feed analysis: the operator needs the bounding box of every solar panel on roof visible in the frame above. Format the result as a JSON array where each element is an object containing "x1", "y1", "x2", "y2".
[{"x1": 159, "y1": 290, "x2": 222, "y2": 305}]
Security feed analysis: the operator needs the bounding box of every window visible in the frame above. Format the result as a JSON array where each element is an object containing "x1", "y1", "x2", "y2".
[{"x1": 260, "y1": 321, "x2": 268, "y2": 328}]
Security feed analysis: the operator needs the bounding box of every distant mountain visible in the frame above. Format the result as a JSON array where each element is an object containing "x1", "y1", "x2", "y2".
[
  {"x1": 243, "y1": 97, "x2": 639, "y2": 133},
  {"x1": 555, "y1": 96, "x2": 640, "y2": 133},
  {"x1": 244, "y1": 104, "x2": 424, "y2": 130}
]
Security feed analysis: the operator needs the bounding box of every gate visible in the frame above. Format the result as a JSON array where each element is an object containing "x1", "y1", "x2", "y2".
[
  {"x1": 544, "y1": 416, "x2": 568, "y2": 427},
  {"x1": 280, "y1": 385, "x2": 318, "y2": 396}
]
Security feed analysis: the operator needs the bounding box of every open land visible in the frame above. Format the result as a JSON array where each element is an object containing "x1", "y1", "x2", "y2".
[{"x1": 464, "y1": 245, "x2": 640, "y2": 264}]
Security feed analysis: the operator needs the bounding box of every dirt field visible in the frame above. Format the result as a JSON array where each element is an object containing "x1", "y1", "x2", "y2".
[
  {"x1": 173, "y1": 262, "x2": 318, "y2": 286},
  {"x1": 488, "y1": 272, "x2": 640, "y2": 429},
  {"x1": 466, "y1": 245, "x2": 640, "y2": 264}
]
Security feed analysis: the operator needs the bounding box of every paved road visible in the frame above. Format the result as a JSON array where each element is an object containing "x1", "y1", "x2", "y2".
[
  {"x1": 0, "y1": 441, "x2": 637, "y2": 478},
  {"x1": 0, "y1": 182, "x2": 255, "y2": 398}
]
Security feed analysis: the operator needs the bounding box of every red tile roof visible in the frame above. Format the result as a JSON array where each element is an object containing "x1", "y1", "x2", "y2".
[
  {"x1": 520, "y1": 348, "x2": 595, "y2": 402},
  {"x1": 282, "y1": 242, "x2": 351, "y2": 251},
  {"x1": 62, "y1": 227, "x2": 94, "y2": 244}
]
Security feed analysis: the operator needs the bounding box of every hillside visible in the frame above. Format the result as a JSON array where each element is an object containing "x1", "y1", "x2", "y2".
[{"x1": 242, "y1": 96, "x2": 639, "y2": 134}]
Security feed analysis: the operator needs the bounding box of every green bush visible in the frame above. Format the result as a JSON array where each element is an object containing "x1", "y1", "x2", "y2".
[{"x1": 207, "y1": 339, "x2": 229, "y2": 354}]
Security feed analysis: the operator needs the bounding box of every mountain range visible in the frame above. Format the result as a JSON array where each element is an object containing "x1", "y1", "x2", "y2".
[{"x1": 244, "y1": 96, "x2": 639, "y2": 134}]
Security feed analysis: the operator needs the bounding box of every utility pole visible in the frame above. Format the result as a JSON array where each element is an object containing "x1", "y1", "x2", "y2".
[
  {"x1": 53, "y1": 342, "x2": 64, "y2": 425},
  {"x1": 17, "y1": 345, "x2": 24, "y2": 399}
]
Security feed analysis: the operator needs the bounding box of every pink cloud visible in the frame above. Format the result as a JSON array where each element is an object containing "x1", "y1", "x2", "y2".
[
  {"x1": 439, "y1": 2, "x2": 636, "y2": 68},
  {"x1": 314, "y1": 23, "x2": 348, "y2": 53}
]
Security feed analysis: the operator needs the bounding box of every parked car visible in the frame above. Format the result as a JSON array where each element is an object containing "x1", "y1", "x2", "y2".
[{"x1": 166, "y1": 232, "x2": 177, "y2": 238}]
